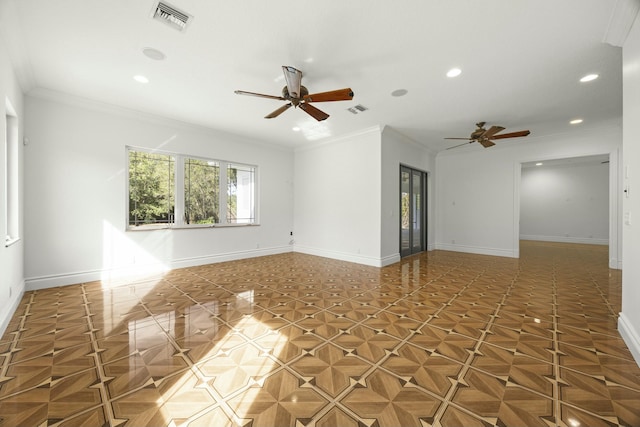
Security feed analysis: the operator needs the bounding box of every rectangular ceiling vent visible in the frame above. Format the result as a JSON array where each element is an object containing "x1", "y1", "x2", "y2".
[
  {"x1": 347, "y1": 104, "x2": 368, "y2": 114},
  {"x1": 152, "y1": 1, "x2": 192, "y2": 32}
]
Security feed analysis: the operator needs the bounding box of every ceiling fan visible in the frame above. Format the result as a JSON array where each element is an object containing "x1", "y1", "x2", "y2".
[
  {"x1": 445, "y1": 122, "x2": 531, "y2": 149},
  {"x1": 235, "y1": 66, "x2": 354, "y2": 121}
]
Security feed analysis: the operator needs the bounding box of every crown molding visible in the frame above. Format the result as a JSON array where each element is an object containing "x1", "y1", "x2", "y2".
[{"x1": 603, "y1": 0, "x2": 640, "y2": 47}]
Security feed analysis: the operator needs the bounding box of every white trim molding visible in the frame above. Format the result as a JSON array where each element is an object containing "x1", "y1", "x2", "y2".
[
  {"x1": 434, "y1": 243, "x2": 517, "y2": 258},
  {"x1": 603, "y1": 0, "x2": 640, "y2": 47},
  {"x1": 25, "y1": 246, "x2": 293, "y2": 290},
  {"x1": 619, "y1": 313, "x2": 640, "y2": 367}
]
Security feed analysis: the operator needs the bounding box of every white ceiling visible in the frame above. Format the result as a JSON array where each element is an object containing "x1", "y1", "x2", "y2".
[{"x1": 0, "y1": 0, "x2": 625, "y2": 151}]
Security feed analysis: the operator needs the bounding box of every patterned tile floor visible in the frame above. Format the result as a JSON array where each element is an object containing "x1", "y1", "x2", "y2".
[{"x1": 1, "y1": 241, "x2": 639, "y2": 426}]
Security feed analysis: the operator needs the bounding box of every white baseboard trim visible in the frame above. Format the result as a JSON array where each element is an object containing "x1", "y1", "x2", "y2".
[
  {"x1": 0, "y1": 279, "x2": 25, "y2": 338},
  {"x1": 380, "y1": 253, "x2": 401, "y2": 267},
  {"x1": 618, "y1": 312, "x2": 640, "y2": 368},
  {"x1": 520, "y1": 235, "x2": 609, "y2": 245},
  {"x1": 610, "y1": 258, "x2": 623, "y2": 270},
  {"x1": 171, "y1": 246, "x2": 293, "y2": 269},
  {"x1": 25, "y1": 246, "x2": 293, "y2": 290},
  {"x1": 434, "y1": 243, "x2": 517, "y2": 258},
  {"x1": 294, "y1": 245, "x2": 396, "y2": 267}
]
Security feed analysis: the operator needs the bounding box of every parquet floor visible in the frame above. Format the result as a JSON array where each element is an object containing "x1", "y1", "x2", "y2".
[{"x1": 1, "y1": 241, "x2": 639, "y2": 426}]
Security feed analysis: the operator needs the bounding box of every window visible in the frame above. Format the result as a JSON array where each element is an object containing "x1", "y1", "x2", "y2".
[
  {"x1": 227, "y1": 163, "x2": 255, "y2": 224},
  {"x1": 127, "y1": 147, "x2": 257, "y2": 229},
  {"x1": 128, "y1": 150, "x2": 175, "y2": 227},
  {"x1": 5, "y1": 99, "x2": 19, "y2": 246},
  {"x1": 184, "y1": 158, "x2": 219, "y2": 225}
]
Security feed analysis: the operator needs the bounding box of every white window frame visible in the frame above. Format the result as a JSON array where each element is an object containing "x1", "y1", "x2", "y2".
[{"x1": 126, "y1": 146, "x2": 259, "y2": 230}]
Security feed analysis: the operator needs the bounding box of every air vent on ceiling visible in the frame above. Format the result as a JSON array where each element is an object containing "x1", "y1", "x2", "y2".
[
  {"x1": 152, "y1": 1, "x2": 192, "y2": 32},
  {"x1": 347, "y1": 104, "x2": 368, "y2": 114}
]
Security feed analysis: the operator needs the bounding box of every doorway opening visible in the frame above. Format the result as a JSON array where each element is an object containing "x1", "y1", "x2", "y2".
[
  {"x1": 400, "y1": 165, "x2": 427, "y2": 257},
  {"x1": 516, "y1": 153, "x2": 618, "y2": 268}
]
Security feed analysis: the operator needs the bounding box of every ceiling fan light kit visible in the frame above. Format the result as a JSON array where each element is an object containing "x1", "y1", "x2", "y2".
[
  {"x1": 445, "y1": 121, "x2": 531, "y2": 149},
  {"x1": 235, "y1": 66, "x2": 354, "y2": 121}
]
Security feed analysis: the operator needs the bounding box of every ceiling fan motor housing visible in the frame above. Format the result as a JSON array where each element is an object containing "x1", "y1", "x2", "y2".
[{"x1": 282, "y1": 85, "x2": 309, "y2": 105}]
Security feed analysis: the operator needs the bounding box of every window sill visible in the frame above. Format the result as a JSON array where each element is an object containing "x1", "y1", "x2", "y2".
[
  {"x1": 127, "y1": 223, "x2": 260, "y2": 232},
  {"x1": 5, "y1": 237, "x2": 20, "y2": 247}
]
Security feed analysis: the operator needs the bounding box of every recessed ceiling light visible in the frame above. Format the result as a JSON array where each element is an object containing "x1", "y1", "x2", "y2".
[
  {"x1": 580, "y1": 74, "x2": 599, "y2": 82},
  {"x1": 570, "y1": 118, "x2": 583, "y2": 124},
  {"x1": 133, "y1": 75, "x2": 149, "y2": 84},
  {"x1": 536, "y1": 162, "x2": 543, "y2": 166},
  {"x1": 292, "y1": 126, "x2": 301, "y2": 132},
  {"x1": 446, "y1": 68, "x2": 462, "y2": 78},
  {"x1": 142, "y1": 47, "x2": 166, "y2": 61},
  {"x1": 391, "y1": 89, "x2": 408, "y2": 97}
]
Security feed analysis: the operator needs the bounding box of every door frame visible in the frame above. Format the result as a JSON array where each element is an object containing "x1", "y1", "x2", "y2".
[{"x1": 400, "y1": 164, "x2": 428, "y2": 257}]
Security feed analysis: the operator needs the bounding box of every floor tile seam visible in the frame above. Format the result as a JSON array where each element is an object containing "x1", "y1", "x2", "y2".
[
  {"x1": 205, "y1": 363, "x2": 291, "y2": 404},
  {"x1": 43, "y1": 403, "x2": 108, "y2": 427},
  {"x1": 95, "y1": 332, "x2": 200, "y2": 367},
  {"x1": 400, "y1": 339, "x2": 480, "y2": 368},
  {"x1": 556, "y1": 338, "x2": 638, "y2": 363},
  {"x1": 309, "y1": 401, "x2": 361, "y2": 426},
  {"x1": 232, "y1": 322, "x2": 295, "y2": 344},
  {"x1": 192, "y1": 338, "x2": 283, "y2": 374},
  {"x1": 291, "y1": 358, "x2": 382, "y2": 405},
  {"x1": 552, "y1": 262, "x2": 568, "y2": 426},
  {"x1": 4, "y1": 340, "x2": 100, "y2": 367},
  {"x1": 178, "y1": 402, "x2": 241, "y2": 427},
  {"x1": 589, "y1": 279, "x2": 622, "y2": 318},
  {"x1": 349, "y1": 321, "x2": 470, "y2": 392},
  {"x1": 261, "y1": 306, "x2": 307, "y2": 325},
  {"x1": 105, "y1": 364, "x2": 194, "y2": 403},
  {"x1": 88, "y1": 354, "x2": 119, "y2": 423},
  {"x1": 462, "y1": 269, "x2": 524, "y2": 390},
  {"x1": 252, "y1": 338, "x2": 318, "y2": 368},
  {"x1": 556, "y1": 365, "x2": 640, "y2": 394},
  {"x1": 477, "y1": 339, "x2": 555, "y2": 365},
  {"x1": 461, "y1": 362, "x2": 557, "y2": 400},
  {"x1": 555, "y1": 398, "x2": 625, "y2": 426},
  {"x1": 432, "y1": 398, "x2": 501, "y2": 427},
  {"x1": 187, "y1": 358, "x2": 238, "y2": 407},
  {"x1": 485, "y1": 322, "x2": 556, "y2": 341},
  {"x1": 287, "y1": 303, "x2": 388, "y2": 333},
  {"x1": 0, "y1": 363, "x2": 101, "y2": 402},
  {"x1": 372, "y1": 362, "x2": 453, "y2": 404}
]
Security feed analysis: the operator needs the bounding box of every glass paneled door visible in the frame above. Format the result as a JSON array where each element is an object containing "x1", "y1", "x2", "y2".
[{"x1": 400, "y1": 166, "x2": 427, "y2": 257}]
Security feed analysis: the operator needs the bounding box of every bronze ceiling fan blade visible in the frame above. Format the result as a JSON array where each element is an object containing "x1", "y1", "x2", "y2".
[
  {"x1": 234, "y1": 90, "x2": 286, "y2": 101},
  {"x1": 304, "y1": 88, "x2": 354, "y2": 102},
  {"x1": 481, "y1": 125, "x2": 506, "y2": 140},
  {"x1": 282, "y1": 66, "x2": 303, "y2": 99},
  {"x1": 491, "y1": 130, "x2": 531, "y2": 139},
  {"x1": 446, "y1": 141, "x2": 474, "y2": 150},
  {"x1": 265, "y1": 103, "x2": 292, "y2": 119},
  {"x1": 299, "y1": 102, "x2": 330, "y2": 121},
  {"x1": 479, "y1": 139, "x2": 496, "y2": 148}
]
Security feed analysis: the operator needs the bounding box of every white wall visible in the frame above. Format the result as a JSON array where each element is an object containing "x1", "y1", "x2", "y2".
[
  {"x1": 381, "y1": 126, "x2": 436, "y2": 262},
  {"x1": 520, "y1": 161, "x2": 609, "y2": 244},
  {"x1": 293, "y1": 127, "x2": 383, "y2": 266},
  {"x1": 435, "y1": 125, "x2": 622, "y2": 263},
  {"x1": 620, "y1": 12, "x2": 640, "y2": 365},
  {"x1": 23, "y1": 91, "x2": 294, "y2": 289},
  {"x1": 0, "y1": 31, "x2": 25, "y2": 335}
]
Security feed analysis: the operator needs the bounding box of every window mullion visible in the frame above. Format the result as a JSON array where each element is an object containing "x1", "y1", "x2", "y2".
[
  {"x1": 175, "y1": 155, "x2": 185, "y2": 227},
  {"x1": 219, "y1": 161, "x2": 228, "y2": 225}
]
